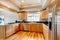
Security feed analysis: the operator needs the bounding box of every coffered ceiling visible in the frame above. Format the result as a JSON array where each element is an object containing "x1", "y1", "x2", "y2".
[{"x1": 0, "y1": 0, "x2": 60, "y2": 12}]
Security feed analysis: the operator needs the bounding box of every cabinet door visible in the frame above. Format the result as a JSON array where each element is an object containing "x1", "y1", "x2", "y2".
[
  {"x1": 0, "y1": 25, "x2": 5, "y2": 40},
  {"x1": 6, "y1": 23, "x2": 19, "y2": 37}
]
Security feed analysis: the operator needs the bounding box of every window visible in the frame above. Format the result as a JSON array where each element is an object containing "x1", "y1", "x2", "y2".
[
  {"x1": 27, "y1": 13, "x2": 40, "y2": 22},
  {"x1": 56, "y1": 16, "x2": 60, "y2": 24},
  {"x1": 0, "y1": 16, "x2": 4, "y2": 25}
]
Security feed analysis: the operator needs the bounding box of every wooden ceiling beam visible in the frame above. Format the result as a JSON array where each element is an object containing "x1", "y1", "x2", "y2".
[
  {"x1": 0, "y1": 1, "x2": 20, "y2": 10},
  {"x1": 0, "y1": 4, "x2": 18, "y2": 13}
]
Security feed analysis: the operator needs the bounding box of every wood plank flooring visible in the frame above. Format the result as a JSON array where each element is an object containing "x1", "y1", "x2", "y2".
[{"x1": 6, "y1": 31, "x2": 44, "y2": 40}]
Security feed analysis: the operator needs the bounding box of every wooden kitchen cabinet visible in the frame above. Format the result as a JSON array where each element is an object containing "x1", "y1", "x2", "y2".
[
  {"x1": 0, "y1": 25, "x2": 6, "y2": 40},
  {"x1": 0, "y1": 23, "x2": 19, "y2": 40}
]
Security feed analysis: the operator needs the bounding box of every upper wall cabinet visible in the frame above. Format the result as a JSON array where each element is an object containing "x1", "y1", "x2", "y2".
[{"x1": 18, "y1": 10, "x2": 48, "y2": 22}]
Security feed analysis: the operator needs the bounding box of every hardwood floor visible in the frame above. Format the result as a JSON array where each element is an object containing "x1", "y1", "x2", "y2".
[{"x1": 6, "y1": 31, "x2": 44, "y2": 40}]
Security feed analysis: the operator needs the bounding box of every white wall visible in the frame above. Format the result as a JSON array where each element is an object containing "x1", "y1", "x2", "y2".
[
  {"x1": 56, "y1": 11, "x2": 60, "y2": 40},
  {"x1": 57, "y1": 23, "x2": 60, "y2": 40},
  {"x1": 0, "y1": 8, "x2": 19, "y2": 24}
]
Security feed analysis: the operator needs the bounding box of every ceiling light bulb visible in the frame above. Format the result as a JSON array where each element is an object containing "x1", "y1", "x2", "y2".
[{"x1": 21, "y1": 0, "x2": 24, "y2": 3}]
